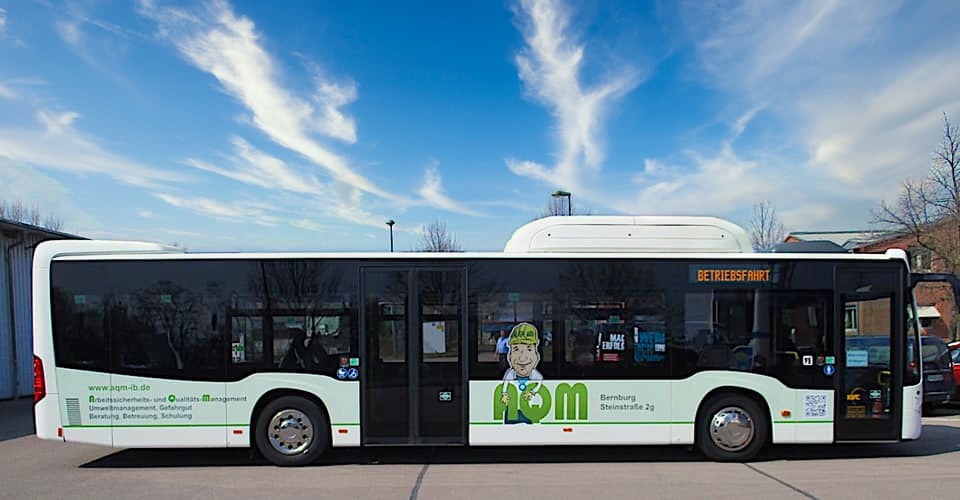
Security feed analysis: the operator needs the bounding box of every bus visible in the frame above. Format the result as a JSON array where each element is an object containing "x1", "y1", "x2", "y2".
[{"x1": 33, "y1": 216, "x2": 932, "y2": 464}]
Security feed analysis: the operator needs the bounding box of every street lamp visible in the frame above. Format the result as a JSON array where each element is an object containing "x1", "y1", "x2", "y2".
[
  {"x1": 385, "y1": 219, "x2": 395, "y2": 252},
  {"x1": 551, "y1": 190, "x2": 572, "y2": 216}
]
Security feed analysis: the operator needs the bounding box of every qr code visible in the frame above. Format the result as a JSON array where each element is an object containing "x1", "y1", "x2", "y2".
[{"x1": 803, "y1": 394, "x2": 828, "y2": 418}]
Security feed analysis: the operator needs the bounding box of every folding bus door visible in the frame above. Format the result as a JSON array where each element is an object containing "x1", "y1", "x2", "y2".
[
  {"x1": 834, "y1": 266, "x2": 902, "y2": 441},
  {"x1": 362, "y1": 267, "x2": 466, "y2": 445}
]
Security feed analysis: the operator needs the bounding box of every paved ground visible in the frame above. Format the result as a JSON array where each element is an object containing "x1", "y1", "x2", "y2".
[
  {"x1": 0, "y1": 397, "x2": 33, "y2": 441},
  {"x1": 2, "y1": 398, "x2": 959, "y2": 499}
]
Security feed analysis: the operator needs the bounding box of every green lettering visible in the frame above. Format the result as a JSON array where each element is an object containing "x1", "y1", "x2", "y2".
[
  {"x1": 554, "y1": 383, "x2": 588, "y2": 420},
  {"x1": 493, "y1": 383, "x2": 519, "y2": 421},
  {"x1": 519, "y1": 383, "x2": 551, "y2": 423}
]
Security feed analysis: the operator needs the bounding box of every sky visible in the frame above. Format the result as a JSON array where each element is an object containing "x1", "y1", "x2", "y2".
[{"x1": 2, "y1": 0, "x2": 960, "y2": 251}]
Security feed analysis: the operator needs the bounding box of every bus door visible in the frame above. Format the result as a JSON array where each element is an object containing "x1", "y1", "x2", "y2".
[
  {"x1": 834, "y1": 267, "x2": 903, "y2": 441},
  {"x1": 361, "y1": 267, "x2": 466, "y2": 445}
]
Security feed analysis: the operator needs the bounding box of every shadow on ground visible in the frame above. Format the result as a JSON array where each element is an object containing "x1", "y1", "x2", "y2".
[{"x1": 80, "y1": 420, "x2": 960, "y2": 468}]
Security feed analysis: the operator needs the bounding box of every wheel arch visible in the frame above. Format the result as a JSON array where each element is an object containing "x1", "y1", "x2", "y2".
[
  {"x1": 249, "y1": 389, "x2": 332, "y2": 448},
  {"x1": 694, "y1": 386, "x2": 773, "y2": 446}
]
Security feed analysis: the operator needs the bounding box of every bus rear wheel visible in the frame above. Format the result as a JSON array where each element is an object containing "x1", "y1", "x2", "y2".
[
  {"x1": 255, "y1": 396, "x2": 329, "y2": 466},
  {"x1": 696, "y1": 394, "x2": 768, "y2": 462}
]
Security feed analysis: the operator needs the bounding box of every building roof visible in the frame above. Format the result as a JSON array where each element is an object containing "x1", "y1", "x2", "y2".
[
  {"x1": 771, "y1": 240, "x2": 849, "y2": 253},
  {"x1": 0, "y1": 218, "x2": 85, "y2": 241},
  {"x1": 784, "y1": 230, "x2": 897, "y2": 250}
]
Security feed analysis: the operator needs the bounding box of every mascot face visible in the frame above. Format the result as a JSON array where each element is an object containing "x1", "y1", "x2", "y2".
[{"x1": 506, "y1": 322, "x2": 540, "y2": 377}]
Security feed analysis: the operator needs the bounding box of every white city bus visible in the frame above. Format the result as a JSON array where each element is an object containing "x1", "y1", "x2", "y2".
[{"x1": 34, "y1": 216, "x2": 930, "y2": 465}]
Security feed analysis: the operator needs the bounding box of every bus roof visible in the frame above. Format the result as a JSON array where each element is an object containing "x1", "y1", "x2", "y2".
[
  {"x1": 31, "y1": 215, "x2": 908, "y2": 264},
  {"x1": 34, "y1": 239, "x2": 908, "y2": 264},
  {"x1": 504, "y1": 216, "x2": 753, "y2": 253}
]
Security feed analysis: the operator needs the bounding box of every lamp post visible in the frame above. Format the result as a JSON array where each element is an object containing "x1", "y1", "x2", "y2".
[
  {"x1": 385, "y1": 219, "x2": 395, "y2": 252},
  {"x1": 551, "y1": 190, "x2": 572, "y2": 216}
]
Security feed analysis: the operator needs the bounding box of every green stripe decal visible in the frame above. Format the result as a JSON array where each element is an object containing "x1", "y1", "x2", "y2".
[
  {"x1": 470, "y1": 421, "x2": 694, "y2": 425},
  {"x1": 774, "y1": 420, "x2": 832, "y2": 424},
  {"x1": 332, "y1": 423, "x2": 360, "y2": 426},
  {"x1": 470, "y1": 420, "x2": 830, "y2": 426},
  {"x1": 64, "y1": 424, "x2": 250, "y2": 428}
]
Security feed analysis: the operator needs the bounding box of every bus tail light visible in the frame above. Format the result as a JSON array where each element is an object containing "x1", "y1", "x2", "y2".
[{"x1": 33, "y1": 356, "x2": 46, "y2": 404}]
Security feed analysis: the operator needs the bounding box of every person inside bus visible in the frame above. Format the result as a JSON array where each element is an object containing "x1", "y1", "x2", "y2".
[
  {"x1": 572, "y1": 327, "x2": 595, "y2": 368},
  {"x1": 496, "y1": 329, "x2": 510, "y2": 370},
  {"x1": 279, "y1": 327, "x2": 338, "y2": 373},
  {"x1": 279, "y1": 327, "x2": 310, "y2": 369}
]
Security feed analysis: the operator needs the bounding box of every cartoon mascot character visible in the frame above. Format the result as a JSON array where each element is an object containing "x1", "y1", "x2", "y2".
[{"x1": 500, "y1": 322, "x2": 544, "y2": 424}]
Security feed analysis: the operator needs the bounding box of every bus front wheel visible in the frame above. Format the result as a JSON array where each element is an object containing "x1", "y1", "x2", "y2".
[
  {"x1": 696, "y1": 394, "x2": 768, "y2": 462},
  {"x1": 255, "y1": 396, "x2": 329, "y2": 466}
]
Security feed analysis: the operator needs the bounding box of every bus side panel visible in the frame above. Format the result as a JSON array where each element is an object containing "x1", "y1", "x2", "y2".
[
  {"x1": 902, "y1": 382, "x2": 923, "y2": 440},
  {"x1": 671, "y1": 371, "x2": 833, "y2": 445},
  {"x1": 468, "y1": 379, "x2": 671, "y2": 445},
  {"x1": 225, "y1": 373, "x2": 360, "y2": 448},
  {"x1": 110, "y1": 374, "x2": 226, "y2": 448},
  {"x1": 34, "y1": 395, "x2": 63, "y2": 442},
  {"x1": 32, "y1": 246, "x2": 63, "y2": 442},
  {"x1": 55, "y1": 368, "x2": 112, "y2": 446}
]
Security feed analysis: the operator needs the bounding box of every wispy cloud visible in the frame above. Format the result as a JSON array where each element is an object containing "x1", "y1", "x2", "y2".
[
  {"x1": 137, "y1": 0, "x2": 392, "y2": 198},
  {"x1": 185, "y1": 135, "x2": 326, "y2": 195},
  {"x1": 624, "y1": 145, "x2": 775, "y2": 216},
  {"x1": 628, "y1": 0, "x2": 960, "y2": 230},
  {"x1": 0, "y1": 110, "x2": 190, "y2": 187},
  {"x1": 52, "y1": 1, "x2": 139, "y2": 87},
  {"x1": 417, "y1": 162, "x2": 483, "y2": 216},
  {"x1": 0, "y1": 8, "x2": 8, "y2": 36},
  {"x1": 159, "y1": 228, "x2": 204, "y2": 237},
  {"x1": 154, "y1": 192, "x2": 282, "y2": 226},
  {"x1": 0, "y1": 155, "x2": 94, "y2": 231},
  {"x1": 0, "y1": 82, "x2": 15, "y2": 100},
  {"x1": 506, "y1": 0, "x2": 640, "y2": 192},
  {"x1": 681, "y1": 1, "x2": 960, "y2": 196}
]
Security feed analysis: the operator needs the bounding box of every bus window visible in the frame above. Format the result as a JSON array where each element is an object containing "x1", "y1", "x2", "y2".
[
  {"x1": 476, "y1": 294, "x2": 553, "y2": 367},
  {"x1": 771, "y1": 292, "x2": 832, "y2": 388},
  {"x1": 680, "y1": 291, "x2": 764, "y2": 373},
  {"x1": 231, "y1": 316, "x2": 263, "y2": 364},
  {"x1": 50, "y1": 262, "x2": 110, "y2": 371},
  {"x1": 559, "y1": 293, "x2": 666, "y2": 378}
]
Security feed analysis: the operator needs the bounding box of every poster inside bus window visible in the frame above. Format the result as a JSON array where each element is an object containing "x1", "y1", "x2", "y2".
[
  {"x1": 634, "y1": 312, "x2": 666, "y2": 363},
  {"x1": 597, "y1": 322, "x2": 626, "y2": 362}
]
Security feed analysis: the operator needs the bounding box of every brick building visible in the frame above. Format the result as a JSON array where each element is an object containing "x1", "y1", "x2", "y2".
[{"x1": 785, "y1": 229, "x2": 958, "y2": 340}]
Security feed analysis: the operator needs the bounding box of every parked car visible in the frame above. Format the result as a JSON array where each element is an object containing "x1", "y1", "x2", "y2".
[
  {"x1": 947, "y1": 341, "x2": 960, "y2": 399},
  {"x1": 922, "y1": 336, "x2": 956, "y2": 414}
]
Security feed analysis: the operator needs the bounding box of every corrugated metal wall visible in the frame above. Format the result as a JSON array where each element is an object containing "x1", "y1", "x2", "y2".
[{"x1": 0, "y1": 231, "x2": 45, "y2": 400}]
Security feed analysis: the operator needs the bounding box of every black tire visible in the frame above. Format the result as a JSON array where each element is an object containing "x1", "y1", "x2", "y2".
[
  {"x1": 254, "y1": 396, "x2": 329, "y2": 466},
  {"x1": 696, "y1": 394, "x2": 768, "y2": 462}
]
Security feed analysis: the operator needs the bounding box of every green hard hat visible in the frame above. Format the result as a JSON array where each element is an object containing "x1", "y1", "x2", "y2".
[{"x1": 508, "y1": 322, "x2": 539, "y2": 345}]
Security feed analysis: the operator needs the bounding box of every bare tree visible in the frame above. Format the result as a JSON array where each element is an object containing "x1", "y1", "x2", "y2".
[
  {"x1": 749, "y1": 200, "x2": 785, "y2": 251},
  {"x1": 416, "y1": 219, "x2": 462, "y2": 252},
  {"x1": 537, "y1": 195, "x2": 592, "y2": 219},
  {"x1": 874, "y1": 113, "x2": 960, "y2": 273},
  {"x1": 0, "y1": 199, "x2": 64, "y2": 231}
]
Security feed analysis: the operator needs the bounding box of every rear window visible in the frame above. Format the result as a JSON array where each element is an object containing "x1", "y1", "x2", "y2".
[{"x1": 921, "y1": 338, "x2": 947, "y2": 362}]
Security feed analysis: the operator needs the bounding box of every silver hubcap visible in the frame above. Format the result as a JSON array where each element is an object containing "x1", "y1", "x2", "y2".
[
  {"x1": 268, "y1": 409, "x2": 313, "y2": 456},
  {"x1": 709, "y1": 406, "x2": 755, "y2": 452}
]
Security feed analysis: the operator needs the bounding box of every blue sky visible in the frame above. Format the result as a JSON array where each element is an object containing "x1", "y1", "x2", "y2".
[{"x1": 2, "y1": 0, "x2": 960, "y2": 251}]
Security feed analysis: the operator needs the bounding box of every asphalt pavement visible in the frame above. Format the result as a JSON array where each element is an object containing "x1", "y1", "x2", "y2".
[
  {"x1": 1, "y1": 399, "x2": 959, "y2": 499},
  {"x1": 0, "y1": 397, "x2": 33, "y2": 441}
]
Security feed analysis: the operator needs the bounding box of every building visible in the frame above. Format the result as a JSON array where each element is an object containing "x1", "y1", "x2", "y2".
[
  {"x1": 783, "y1": 230, "x2": 893, "y2": 251},
  {"x1": 1, "y1": 218, "x2": 84, "y2": 400},
  {"x1": 785, "y1": 229, "x2": 957, "y2": 340}
]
